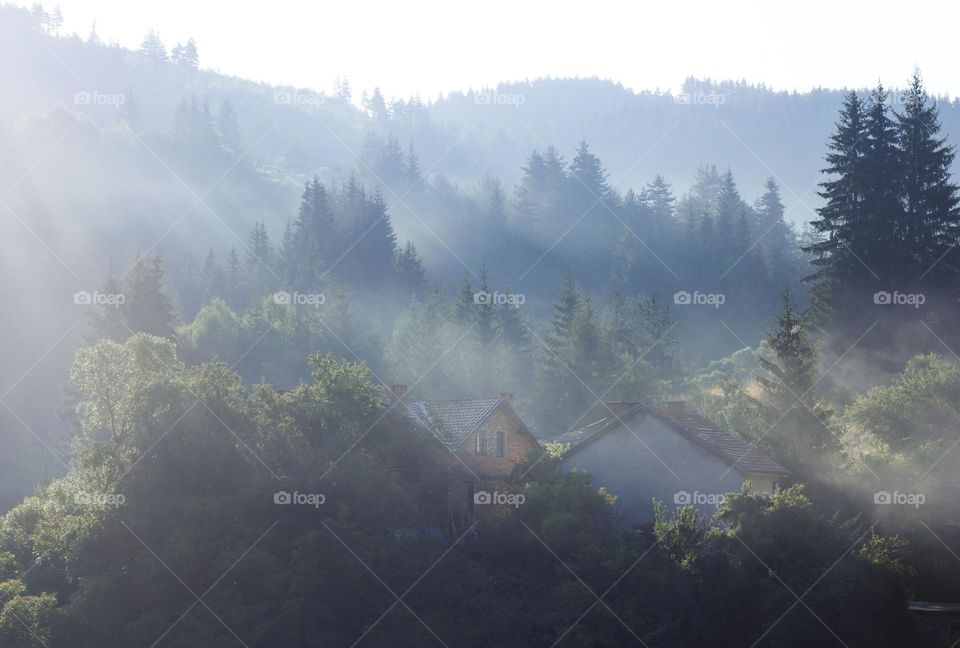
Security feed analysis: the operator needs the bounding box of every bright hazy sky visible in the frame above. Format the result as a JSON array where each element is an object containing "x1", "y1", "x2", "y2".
[{"x1": 48, "y1": 0, "x2": 959, "y2": 101}]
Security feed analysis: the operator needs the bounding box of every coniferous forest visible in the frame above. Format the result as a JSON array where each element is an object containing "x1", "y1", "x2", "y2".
[{"x1": 2, "y1": 3, "x2": 960, "y2": 646}]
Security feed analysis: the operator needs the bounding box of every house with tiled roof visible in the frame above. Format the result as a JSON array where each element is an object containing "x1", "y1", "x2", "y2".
[
  {"x1": 382, "y1": 385, "x2": 542, "y2": 536},
  {"x1": 555, "y1": 400, "x2": 788, "y2": 526}
]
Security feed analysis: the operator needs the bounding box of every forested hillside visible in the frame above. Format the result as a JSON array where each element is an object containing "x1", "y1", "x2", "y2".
[{"x1": 3, "y1": 3, "x2": 960, "y2": 646}]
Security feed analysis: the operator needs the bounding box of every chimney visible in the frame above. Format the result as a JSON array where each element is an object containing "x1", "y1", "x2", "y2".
[
  {"x1": 499, "y1": 392, "x2": 514, "y2": 405},
  {"x1": 667, "y1": 400, "x2": 685, "y2": 420},
  {"x1": 604, "y1": 401, "x2": 637, "y2": 418},
  {"x1": 390, "y1": 384, "x2": 409, "y2": 402}
]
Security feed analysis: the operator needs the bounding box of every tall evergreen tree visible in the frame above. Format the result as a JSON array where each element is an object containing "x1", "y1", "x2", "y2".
[
  {"x1": 756, "y1": 290, "x2": 837, "y2": 465},
  {"x1": 474, "y1": 264, "x2": 498, "y2": 349},
  {"x1": 896, "y1": 70, "x2": 960, "y2": 286},
  {"x1": 216, "y1": 99, "x2": 241, "y2": 154},
  {"x1": 86, "y1": 262, "x2": 126, "y2": 343},
  {"x1": 454, "y1": 272, "x2": 475, "y2": 325},
  {"x1": 804, "y1": 91, "x2": 868, "y2": 314},
  {"x1": 122, "y1": 255, "x2": 177, "y2": 339},
  {"x1": 244, "y1": 222, "x2": 274, "y2": 303},
  {"x1": 861, "y1": 84, "x2": 904, "y2": 279},
  {"x1": 395, "y1": 240, "x2": 427, "y2": 298}
]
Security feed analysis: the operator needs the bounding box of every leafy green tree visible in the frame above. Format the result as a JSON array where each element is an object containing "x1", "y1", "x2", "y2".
[{"x1": 69, "y1": 333, "x2": 182, "y2": 447}]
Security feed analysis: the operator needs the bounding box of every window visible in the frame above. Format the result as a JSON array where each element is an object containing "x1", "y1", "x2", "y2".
[
  {"x1": 496, "y1": 430, "x2": 505, "y2": 457},
  {"x1": 474, "y1": 432, "x2": 485, "y2": 455}
]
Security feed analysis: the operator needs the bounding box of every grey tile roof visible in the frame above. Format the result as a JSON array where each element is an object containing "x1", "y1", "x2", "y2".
[
  {"x1": 565, "y1": 402, "x2": 789, "y2": 476},
  {"x1": 385, "y1": 393, "x2": 504, "y2": 452}
]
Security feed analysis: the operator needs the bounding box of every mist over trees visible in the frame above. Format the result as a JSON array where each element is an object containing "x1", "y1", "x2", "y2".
[{"x1": 2, "y1": 4, "x2": 960, "y2": 647}]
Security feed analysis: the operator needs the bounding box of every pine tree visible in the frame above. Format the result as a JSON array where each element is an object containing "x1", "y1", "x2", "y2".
[
  {"x1": 602, "y1": 289, "x2": 638, "y2": 358},
  {"x1": 861, "y1": 84, "x2": 904, "y2": 280},
  {"x1": 454, "y1": 272, "x2": 476, "y2": 325},
  {"x1": 182, "y1": 38, "x2": 199, "y2": 69},
  {"x1": 569, "y1": 140, "x2": 610, "y2": 201},
  {"x1": 474, "y1": 264, "x2": 498, "y2": 349},
  {"x1": 646, "y1": 174, "x2": 675, "y2": 226},
  {"x1": 119, "y1": 89, "x2": 144, "y2": 133},
  {"x1": 715, "y1": 170, "x2": 745, "y2": 260},
  {"x1": 753, "y1": 178, "x2": 795, "y2": 275},
  {"x1": 199, "y1": 249, "x2": 224, "y2": 304},
  {"x1": 244, "y1": 221, "x2": 274, "y2": 303},
  {"x1": 365, "y1": 88, "x2": 389, "y2": 122},
  {"x1": 636, "y1": 292, "x2": 676, "y2": 375},
  {"x1": 86, "y1": 263, "x2": 126, "y2": 342},
  {"x1": 48, "y1": 4, "x2": 62, "y2": 34},
  {"x1": 546, "y1": 269, "x2": 581, "y2": 355},
  {"x1": 351, "y1": 187, "x2": 397, "y2": 285},
  {"x1": 140, "y1": 30, "x2": 167, "y2": 63},
  {"x1": 498, "y1": 280, "x2": 530, "y2": 349},
  {"x1": 376, "y1": 135, "x2": 406, "y2": 189},
  {"x1": 756, "y1": 290, "x2": 836, "y2": 464},
  {"x1": 283, "y1": 177, "x2": 331, "y2": 289},
  {"x1": 395, "y1": 240, "x2": 426, "y2": 298},
  {"x1": 897, "y1": 70, "x2": 960, "y2": 286},
  {"x1": 122, "y1": 255, "x2": 177, "y2": 338},
  {"x1": 216, "y1": 99, "x2": 241, "y2": 154},
  {"x1": 405, "y1": 141, "x2": 423, "y2": 188},
  {"x1": 225, "y1": 248, "x2": 242, "y2": 310},
  {"x1": 88, "y1": 22, "x2": 102, "y2": 46},
  {"x1": 803, "y1": 91, "x2": 868, "y2": 312},
  {"x1": 480, "y1": 175, "x2": 509, "y2": 223}
]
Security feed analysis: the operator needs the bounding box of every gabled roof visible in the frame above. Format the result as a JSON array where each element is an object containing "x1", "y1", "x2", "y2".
[
  {"x1": 563, "y1": 402, "x2": 789, "y2": 476},
  {"x1": 384, "y1": 394, "x2": 506, "y2": 452}
]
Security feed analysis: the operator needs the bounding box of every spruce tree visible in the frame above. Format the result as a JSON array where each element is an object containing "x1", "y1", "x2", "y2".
[
  {"x1": 244, "y1": 221, "x2": 274, "y2": 303},
  {"x1": 454, "y1": 272, "x2": 476, "y2": 325},
  {"x1": 861, "y1": 84, "x2": 904, "y2": 280},
  {"x1": 405, "y1": 141, "x2": 423, "y2": 188},
  {"x1": 756, "y1": 290, "x2": 837, "y2": 465},
  {"x1": 216, "y1": 99, "x2": 241, "y2": 154},
  {"x1": 498, "y1": 280, "x2": 530, "y2": 349},
  {"x1": 86, "y1": 263, "x2": 127, "y2": 343},
  {"x1": 122, "y1": 255, "x2": 177, "y2": 339},
  {"x1": 897, "y1": 70, "x2": 960, "y2": 286},
  {"x1": 395, "y1": 240, "x2": 427, "y2": 298},
  {"x1": 636, "y1": 292, "x2": 676, "y2": 376},
  {"x1": 804, "y1": 91, "x2": 868, "y2": 314},
  {"x1": 474, "y1": 264, "x2": 498, "y2": 349}
]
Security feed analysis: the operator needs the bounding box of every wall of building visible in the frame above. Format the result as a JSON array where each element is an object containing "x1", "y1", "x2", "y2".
[
  {"x1": 560, "y1": 413, "x2": 752, "y2": 527},
  {"x1": 454, "y1": 407, "x2": 540, "y2": 479}
]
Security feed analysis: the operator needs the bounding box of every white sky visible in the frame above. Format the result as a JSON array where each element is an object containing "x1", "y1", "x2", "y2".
[{"x1": 46, "y1": 0, "x2": 960, "y2": 101}]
